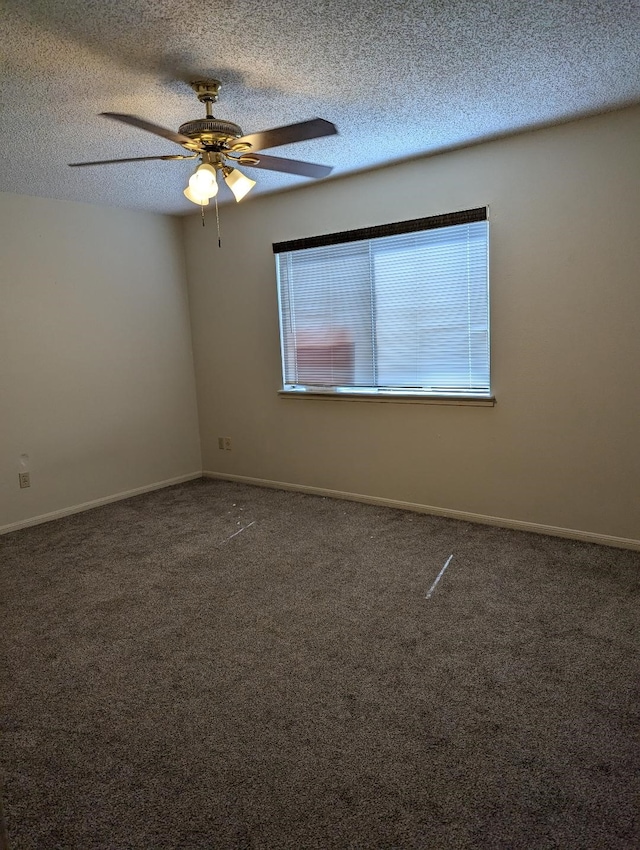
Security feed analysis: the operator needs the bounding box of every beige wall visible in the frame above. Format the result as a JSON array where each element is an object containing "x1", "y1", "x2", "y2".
[
  {"x1": 0, "y1": 193, "x2": 201, "y2": 530},
  {"x1": 183, "y1": 105, "x2": 640, "y2": 544}
]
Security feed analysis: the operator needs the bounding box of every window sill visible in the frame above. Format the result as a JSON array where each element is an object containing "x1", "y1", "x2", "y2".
[{"x1": 278, "y1": 391, "x2": 495, "y2": 407}]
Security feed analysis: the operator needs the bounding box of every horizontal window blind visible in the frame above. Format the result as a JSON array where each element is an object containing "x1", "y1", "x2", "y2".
[{"x1": 275, "y1": 208, "x2": 489, "y2": 397}]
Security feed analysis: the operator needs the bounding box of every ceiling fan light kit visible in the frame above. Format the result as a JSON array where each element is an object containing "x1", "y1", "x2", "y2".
[{"x1": 69, "y1": 78, "x2": 338, "y2": 225}]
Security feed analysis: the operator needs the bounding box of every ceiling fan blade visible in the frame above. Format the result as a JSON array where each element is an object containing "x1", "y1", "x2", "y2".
[
  {"x1": 234, "y1": 118, "x2": 337, "y2": 152},
  {"x1": 101, "y1": 112, "x2": 201, "y2": 150},
  {"x1": 69, "y1": 154, "x2": 195, "y2": 167},
  {"x1": 236, "y1": 153, "x2": 333, "y2": 178}
]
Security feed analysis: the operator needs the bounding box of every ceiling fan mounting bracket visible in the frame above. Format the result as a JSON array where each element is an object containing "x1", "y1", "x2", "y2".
[{"x1": 189, "y1": 79, "x2": 222, "y2": 103}]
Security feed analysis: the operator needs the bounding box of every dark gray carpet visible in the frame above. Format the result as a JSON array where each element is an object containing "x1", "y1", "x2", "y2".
[{"x1": 1, "y1": 479, "x2": 638, "y2": 849}]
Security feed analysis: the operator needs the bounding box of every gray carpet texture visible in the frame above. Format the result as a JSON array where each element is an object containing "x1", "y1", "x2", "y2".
[{"x1": 1, "y1": 478, "x2": 638, "y2": 850}]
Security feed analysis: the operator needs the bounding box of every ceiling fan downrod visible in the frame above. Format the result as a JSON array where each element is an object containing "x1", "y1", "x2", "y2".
[
  {"x1": 189, "y1": 79, "x2": 222, "y2": 119},
  {"x1": 178, "y1": 80, "x2": 245, "y2": 154}
]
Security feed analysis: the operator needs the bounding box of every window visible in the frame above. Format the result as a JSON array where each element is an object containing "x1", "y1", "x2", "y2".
[{"x1": 274, "y1": 207, "x2": 490, "y2": 399}]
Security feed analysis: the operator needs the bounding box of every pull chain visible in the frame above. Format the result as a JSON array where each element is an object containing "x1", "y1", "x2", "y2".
[
  {"x1": 201, "y1": 205, "x2": 205, "y2": 227},
  {"x1": 215, "y1": 193, "x2": 221, "y2": 247}
]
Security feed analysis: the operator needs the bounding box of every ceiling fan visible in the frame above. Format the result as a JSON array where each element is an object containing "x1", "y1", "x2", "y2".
[{"x1": 69, "y1": 79, "x2": 338, "y2": 206}]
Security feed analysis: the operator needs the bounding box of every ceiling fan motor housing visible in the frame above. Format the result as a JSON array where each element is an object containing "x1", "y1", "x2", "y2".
[{"x1": 178, "y1": 118, "x2": 243, "y2": 150}]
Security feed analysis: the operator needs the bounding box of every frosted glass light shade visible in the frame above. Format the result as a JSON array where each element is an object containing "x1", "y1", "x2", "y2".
[
  {"x1": 183, "y1": 185, "x2": 210, "y2": 205},
  {"x1": 224, "y1": 167, "x2": 256, "y2": 202},
  {"x1": 189, "y1": 164, "x2": 218, "y2": 198}
]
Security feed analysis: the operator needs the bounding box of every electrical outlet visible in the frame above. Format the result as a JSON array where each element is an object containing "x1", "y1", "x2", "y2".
[
  {"x1": 19, "y1": 472, "x2": 31, "y2": 489},
  {"x1": 218, "y1": 437, "x2": 225, "y2": 450},
  {"x1": 224, "y1": 438, "x2": 232, "y2": 451}
]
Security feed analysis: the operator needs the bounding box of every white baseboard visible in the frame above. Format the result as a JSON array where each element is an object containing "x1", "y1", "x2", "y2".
[
  {"x1": 0, "y1": 472, "x2": 203, "y2": 535},
  {"x1": 203, "y1": 470, "x2": 640, "y2": 552},
  {"x1": 5, "y1": 469, "x2": 638, "y2": 551}
]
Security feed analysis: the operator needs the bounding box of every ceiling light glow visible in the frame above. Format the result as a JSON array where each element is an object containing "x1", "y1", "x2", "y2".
[
  {"x1": 189, "y1": 163, "x2": 218, "y2": 197},
  {"x1": 183, "y1": 185, "x2": 210, "y2": 205}
]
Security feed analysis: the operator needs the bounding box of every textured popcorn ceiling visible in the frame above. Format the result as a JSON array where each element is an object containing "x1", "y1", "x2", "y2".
[{"x1": 1, "y1": 0, "x2": 639, "y2": 215}]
